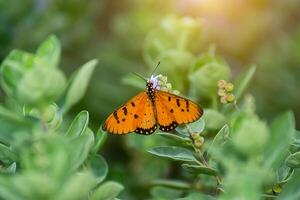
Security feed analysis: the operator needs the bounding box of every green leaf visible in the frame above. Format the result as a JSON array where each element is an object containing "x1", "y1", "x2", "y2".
[
  {"x1": 148, "y1": 146, "x2": 197, "y2": 162},
  {"x1": 0, "y1": 143, "x2": 17, "y2": 164},
  {"x1": 64, "y1": 59, "x2": 98, "y2": 112},
  {"x1": 286, "y1": 151, "x2": 300, "y2": 168},
  {"x1": 278, "y1": 170, "x2": 300, "y2": 200},
  {"x1": 208, "y1": 124, "x2": 229, "y2": 155},
  {"x1": 66, "y1": 111, "x2": 89, "y2": 137},
  {"x1": 181, "y1": 163, "x2": 218, "y2": 176},
  {"x1": 17, "y1": 67, "x2": 66, "y2": 106},
  {"x1": 35, "y1": 35, "x2": 61, "y2": 68},
  {"x1": 68, "y1": 131, "x2": 94, "y2": 172},
  {"x1": 175, "y1": 119, "x2": 205, "y2": 137},
  {"x1": 277, "y1": 163, "x2": 294, "y2": 184},
  {"x1": 91, "y1": 127, "x2": 107, "y2": 154},
  {"x1": 292, "y1": 130, "x2": 300, "y2": 147},
  {"x1": 86, "y1": 154, "x2": 108, "y2": 184},
  {"x1": 234, "y1": 65, "x2": 256, "y2": 101},
  {"x1": 151, "y1": 179, "x2": 191, "y2": 190},
  {"x1": 0, "y1": 49, "x2": 35, "y2": 96},
  {"x1": 55, "y1": 172, "x2": 97, "y2": 200},
  {"x1": 187, "y1": 119, "x2": 205, "y2": 133},
  {"x1": 2, "y1": 162, "x2": 17, "y2": 174},
  {"x1": 156, "y1": 132, "x2": 191, "y2": 144},
  {"x1": 263, "y1": 111, "x2": 295, "y2": 169},
  {"x1": 90, "y1": 181, "x2": 124, "y2": 200},
  {"x1": 0, "y1": 104, "x2": 28, "y2": 124}
]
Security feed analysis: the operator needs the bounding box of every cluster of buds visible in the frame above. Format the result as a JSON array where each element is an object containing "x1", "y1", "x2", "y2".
[
  {"x1": 156, "y1": 74, "x2": 180, "y2": 95},
  {"x1": 190, "y1": 132, "x2": 204, "y2": 149},
  {"x1": 217, "y1": 80, "x2": 236, "y2": 104}
]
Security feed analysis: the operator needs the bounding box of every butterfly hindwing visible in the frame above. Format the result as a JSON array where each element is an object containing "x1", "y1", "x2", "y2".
[
  {"x1": 102, "y1": 92, "x2": 157, "y2": 135},
  {"x1": 155, "y1": 90, "x2": 203, "y2": 131},
  {"x1": 134, "y1": 95, "x2": 157, "y2": 135}
]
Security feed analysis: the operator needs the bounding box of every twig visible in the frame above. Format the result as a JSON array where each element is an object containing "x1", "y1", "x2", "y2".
[
  {"x1": 39, "y1": 109, "x2": 48, "y2": 133},
  {"x1": 185, "y1": 125, "x2": 222, "y2": 191}
]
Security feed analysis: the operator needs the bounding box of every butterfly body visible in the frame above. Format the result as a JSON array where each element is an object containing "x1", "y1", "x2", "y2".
[{"x1": 103, "y1": 75, "x2": 203, "y2": 135}]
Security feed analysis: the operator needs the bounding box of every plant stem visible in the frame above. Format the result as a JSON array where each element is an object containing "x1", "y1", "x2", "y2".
[
  {"x1": 233, "y1": 101, "x2": 240, "y2": 113},
  {"x1": 212, "y1": 95, "x2": 218, "y2": 111},
  {"x1": 185, "y1": 125, "x2": 222, "y2": 189},
  {"x1": 39, "y1": 109, "x2": 48, "y2": 133}
]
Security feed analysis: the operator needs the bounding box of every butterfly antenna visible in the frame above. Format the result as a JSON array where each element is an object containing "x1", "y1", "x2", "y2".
[
  {"x1": 150, "y1": 61, "x2": 161, "y2": 77},
  {"x1": 132, "y1": 72, "x2": 147, "y2": 82}
]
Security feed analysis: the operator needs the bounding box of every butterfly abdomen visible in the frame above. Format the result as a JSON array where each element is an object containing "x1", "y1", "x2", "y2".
[{"x1": 146, "y1": 82, "x2": 155, "y2": 103}]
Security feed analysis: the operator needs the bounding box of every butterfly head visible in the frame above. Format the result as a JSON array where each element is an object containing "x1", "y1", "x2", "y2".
[{"x1": 147, "y1": 75, "x2": 160, "y2": 90}]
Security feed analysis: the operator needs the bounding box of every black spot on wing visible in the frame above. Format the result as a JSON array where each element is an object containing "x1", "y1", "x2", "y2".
[
  {"x1": 135, "y1": 125, "x2": 157, "y2": 135},
  {"x1": 122, "y1": 107, "x2": 128, "y2": 115},
  {"x1": 113, "y1": 111, "x2": 120, "y2": 123},
  {"x1": 134, "y1": 114, "x2": 139, "y2": 119},
  {"x1": 176, "y1": 99, "x2": 181, "y2": 107},
  {"x1": 185, "y1": 99, "x2": 190, "y2": 112},
  {"x1": 131, "y1": 102, "x2": 135, "y2": 107},
  {"x1": 159, "y1": 121, "x2": 178, "y2": 132}
]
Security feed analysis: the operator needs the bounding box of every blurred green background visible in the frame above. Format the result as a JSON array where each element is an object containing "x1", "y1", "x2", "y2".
[
  {"x1": 1, "y1": 0, "x2": 299, "y2": 126},
  {"x1": 1, "y1": 0, "x2": 300, "y2": 199}
]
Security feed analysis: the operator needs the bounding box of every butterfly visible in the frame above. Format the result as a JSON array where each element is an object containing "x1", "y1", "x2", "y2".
[{"x1": 102, "y1": 66, "x2": 203, "y2": 135}]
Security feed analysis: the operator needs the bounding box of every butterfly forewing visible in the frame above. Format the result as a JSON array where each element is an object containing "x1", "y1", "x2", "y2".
[
  {"x1": 102, "y1": 92, "x2": 156, "y2": 135},
  {"x1": 155, "y1": 90, "x2": 203, "y2": 131}
]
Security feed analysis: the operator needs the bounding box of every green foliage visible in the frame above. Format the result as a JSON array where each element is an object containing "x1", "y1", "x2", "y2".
[
  {"x1": 0, "y1": 36, "x2": 123, "y2": 200},
  {"x1": 1, "y1": 2, "x2": 300, "y2": 199}
]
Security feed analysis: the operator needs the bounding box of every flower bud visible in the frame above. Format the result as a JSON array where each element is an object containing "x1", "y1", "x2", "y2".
[
  {"x1": 218, "y1": 80, "x2": 227, "y2": 88},
  {"x1": 194, "y1": 136, "x2": 204, "y2": 148},
  {"x1": 226, "y1": 93, "x2": 235, "y2": 103},
  {"x1": 225, "y1": 82, "x2": 234, "y2": 92},
  {"x1": 220, "y1": 96, "x2": 227, "y2": 104},
  {"x1": 218, "y1": 89, "x2": 226, "y2": 97}
]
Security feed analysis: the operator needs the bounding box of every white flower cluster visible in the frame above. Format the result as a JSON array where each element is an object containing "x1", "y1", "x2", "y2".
[{"x1": 149, "y1": 74, "x2": 180, "y2": 95}]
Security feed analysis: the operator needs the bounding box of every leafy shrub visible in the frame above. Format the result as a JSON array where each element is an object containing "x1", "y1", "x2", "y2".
[
  {"x1": 122, "y1": 15, "x2": 300, "y2": 200},
  {"x1": 0, "y1": 35, "x2": 123, "y2": 200},
  {"x1": 0, "y1": 15, "x2": 299, "y2": 200}
]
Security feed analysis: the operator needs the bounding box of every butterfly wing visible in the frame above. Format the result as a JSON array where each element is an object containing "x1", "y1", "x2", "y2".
[
  {"x1": 154, "y1": 90, "x2": 203, "y2": 132},
  {"x1": 102, "y1": 92, "x2": 157, "y2": 135}
]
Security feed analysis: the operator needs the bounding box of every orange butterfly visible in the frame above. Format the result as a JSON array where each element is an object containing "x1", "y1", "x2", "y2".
[{"x1": 102, "y1": 70, "x2": 203, "y2": 135}]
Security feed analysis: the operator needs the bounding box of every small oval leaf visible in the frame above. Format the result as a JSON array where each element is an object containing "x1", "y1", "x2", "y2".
[
  {"x1": 234, "y1": 65, "x2": 256, "y2": 101},
  {"x1": 35, "y1": 35, "x2": 61, "y2": 68},
  {"x1": 286, "y1": 151, "x2": 300, "y2": 168},
  {"x1": 68, "y1": 131, "x2": 94, "y2": 172},
  {"x1": 151, "y1": 179, "x2": 191, "y2": 189},
  {"x1": 91, "y1": 127, "x2": 107, "y2": 154},
  {"x1": 0, "y1": 143, "x2": 17, "y2": 164},
  {"x1": 182, "y1": 163, "x2": 218, "y2": 176},
  {"x1": 90, "y1": 181, "x2": 124, "y2": 200},
  {"x1": 148, "y1": 146, "x2": 197, "y2": 162},
  {"x1": 66, "y1": 111, "x2": 89, "y2": 137},
  {"x1": 64, "y1": 59, "x2": 98, "y2": 112},
  {"x1": 208, "y1": 124, "x2": 229, "y2": 155},
  {"x1": 87, "y1": 154, "x2": 108, "y2": 184},
  {"x1": 156, "y1": 132, "x2": 191, "y2": 145}
]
